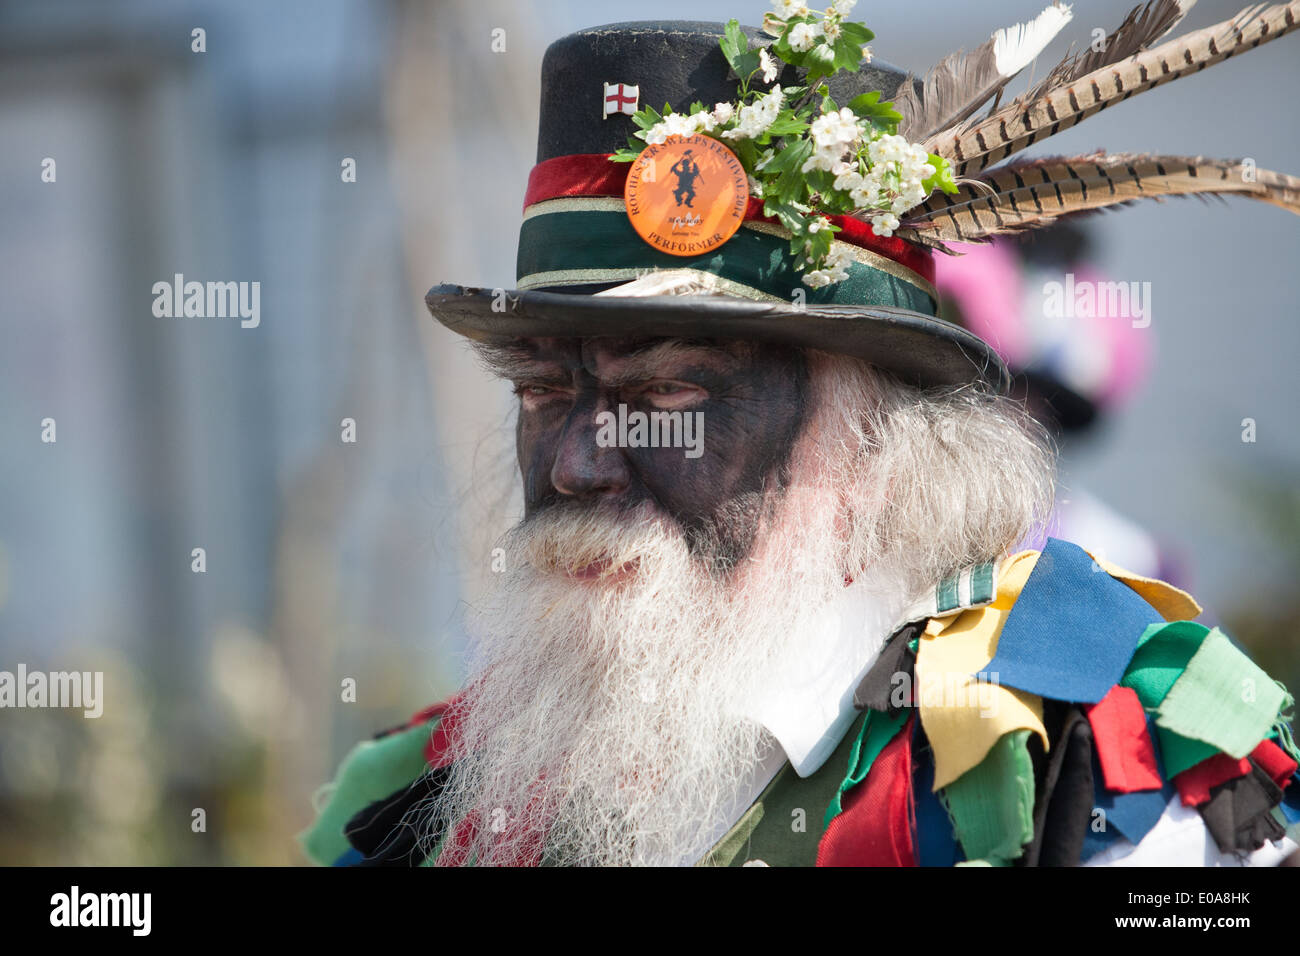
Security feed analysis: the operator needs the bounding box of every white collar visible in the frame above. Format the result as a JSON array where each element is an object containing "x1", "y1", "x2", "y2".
[{"x1": 741, "y1": 568, "x2": 918, "y2": 778}]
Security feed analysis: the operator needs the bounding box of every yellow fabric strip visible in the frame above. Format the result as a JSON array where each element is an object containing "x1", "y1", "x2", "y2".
[
  {"x1": 1086, "y1": 551, "x2": 1202, "y2": 621},
  {"x1": 916, "y1": 550, "x2": 1049, "y2": 790}
]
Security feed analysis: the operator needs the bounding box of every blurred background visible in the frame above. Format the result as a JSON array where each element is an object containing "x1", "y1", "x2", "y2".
[{"x1": 0, "y1": 0, "x2": 1295, "y2": 865}]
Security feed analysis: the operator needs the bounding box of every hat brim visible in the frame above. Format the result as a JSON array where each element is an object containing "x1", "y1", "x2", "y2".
[{"x1": 426, "y1": 284, "x2": 1011, "y2": 392}]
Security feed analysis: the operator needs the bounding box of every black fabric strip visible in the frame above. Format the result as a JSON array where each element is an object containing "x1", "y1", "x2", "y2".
[
  {"x1": 853, "y1": 620, "x2": 922, "y2": 713},
  {"x1": 345, "y1": 764, "x2": 453, "y2": 866},
  {"x1": 1023, "y1": 703, "x2": 1095, "y2": 867},
  {"x1": 1199, "y1": 759, "x2": 1285, "y2": 855}
]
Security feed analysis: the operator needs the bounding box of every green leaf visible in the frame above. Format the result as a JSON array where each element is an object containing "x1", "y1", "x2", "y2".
[
  {"x1": 630, "y1": 105, "x2": 662, "y2": 131},
  {"x1": 770, "y1": 140, "x2": 814, "y2": 203},
  {"x1": 763, "y1": 197, "x2": 810, "y2": 234},
  {"x1": 721, "y1": 19, "x2": 762, "y2": 84},
  {"x1": 821, "y1": 91, "x2": 838, "y2": 113},
  {"x1": 609, "y1": 148, "x2": 640, "y2": 163},
  {"x1": 804, "y1": 42, "x2": 837, "y2": 84},
  {"x1": 763, "y1": 109, "x2": 810, "y2": 138},
  {"x1": 733, "y1": 138, "x2": 759, "y2": 172},
  {"x1": 848, "y1": 91, "x2": 902, "y2": 133},
  {"x1": 923, "y1": 153, "x2": 959, "y2": 196},
  {"x1": 720, "y1": 18, "x2": 747, "y2": 69},
  {"x1": 805, "y1": 168, "x2": 835, "y2": 194},
  {"x1": 839, "y1": 21, "x2": 875, "y2": 47}
]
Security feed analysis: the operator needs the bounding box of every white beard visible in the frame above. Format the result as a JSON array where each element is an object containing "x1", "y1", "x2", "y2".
[
  {"x1": 423, "y1": 351, "x2": 1054, "y2": 866},
  {"x1": 426, "y1": 480, "x2": 858, "y2": 867}
]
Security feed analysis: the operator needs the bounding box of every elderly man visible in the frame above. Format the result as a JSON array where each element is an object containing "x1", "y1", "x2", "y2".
[{"x1": 302, "y1": 6, "x2": 1300, "y2": 867}]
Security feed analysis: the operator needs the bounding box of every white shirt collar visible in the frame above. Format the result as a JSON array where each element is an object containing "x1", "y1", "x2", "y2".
[{"x1": 742, "y1": 567, "x2": 919, "y2": 778}]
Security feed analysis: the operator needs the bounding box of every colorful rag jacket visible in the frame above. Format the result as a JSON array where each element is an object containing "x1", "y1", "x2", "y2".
[{"x1": 300, "y1": 538, "x2": 1300, "y2": 866}]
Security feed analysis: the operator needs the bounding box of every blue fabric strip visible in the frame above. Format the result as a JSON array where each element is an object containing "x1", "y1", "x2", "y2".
[{"x1": 981, "y1": 538, "x2": 1165, "y2": 703}]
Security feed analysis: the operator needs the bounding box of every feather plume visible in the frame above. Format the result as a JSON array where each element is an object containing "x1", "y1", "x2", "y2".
[
  {"x1": 895, "y1": 3, "x2": 1074, "y2": 142},
  {"x1": 898, "y1": 153, "x2": 1300, "y2": 244},
  {"x1": 1023, "y1": 0, "x2": 1196, "y2": 101},
  {"x1": 927, "y1": 1, "x2": 1300, "y2": 179}
]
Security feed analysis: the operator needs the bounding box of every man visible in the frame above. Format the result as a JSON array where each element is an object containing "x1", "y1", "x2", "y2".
[
  {"x1": 670, "y1": 149, "x2": 702, "y2": 207},
  {"x1": 302, "y1": 5, "x2": 1300, "y2": 866}
]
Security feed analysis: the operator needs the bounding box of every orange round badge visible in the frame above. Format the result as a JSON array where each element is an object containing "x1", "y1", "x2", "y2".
[{"x1": 624, "y1": 135, "x2": 750, "y2": 256}]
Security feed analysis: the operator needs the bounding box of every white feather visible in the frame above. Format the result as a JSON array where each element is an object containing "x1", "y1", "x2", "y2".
[{"x1": 992, "y1": 2, "x2": 1074, "y2": 77}]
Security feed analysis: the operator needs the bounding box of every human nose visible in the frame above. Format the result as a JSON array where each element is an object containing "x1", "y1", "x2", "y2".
[{"x1": 549, "y1": 394, "x2": 631, "y2": 499}]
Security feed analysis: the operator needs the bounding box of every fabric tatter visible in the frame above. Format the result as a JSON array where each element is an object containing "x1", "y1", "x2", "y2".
[{"x1": 914, "y1": 549, "x2": 1048, "y2": 790}]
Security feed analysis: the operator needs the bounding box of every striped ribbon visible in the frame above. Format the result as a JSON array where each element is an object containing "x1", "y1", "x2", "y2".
[{"x1": 517, "y1": 153, "x2": 940, "y2": 312}]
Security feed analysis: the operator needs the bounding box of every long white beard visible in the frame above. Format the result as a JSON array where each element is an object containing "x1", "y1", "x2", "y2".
[
  {"x1": 424, "y1": 351, "x2": 1055, "y2": 866},
  {"x1": 426, "y1": 482, "x2": 855, "y2": 867}
]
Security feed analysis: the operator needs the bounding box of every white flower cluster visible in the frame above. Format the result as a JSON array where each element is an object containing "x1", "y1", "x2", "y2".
[
  {"x1": 772, "y1": 0, "x2": 811, "y2": 18},
  {"x1": 802, "y1": 244, "x2": 855, "y2": 288},
  {"x1": 801, "y1": 120, "x2": 937, "y2": 239},
  {"x1": 788, "y1": 20, "x2": 823, "y2": 52},
  {"x1": 643, "y1": 109, "x2": 717, "y2": 145},
  {"x1": 803, "y1": 106, "x2": 861, "y2": 172},
  {"x1": 720, "y1": 85, "x2": 785, "y2": 141}
]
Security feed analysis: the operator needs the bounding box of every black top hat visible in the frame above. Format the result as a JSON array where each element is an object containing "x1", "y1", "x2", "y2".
[{"x1": 425, "y1": 20, "x2": 1008, "y2": 390}]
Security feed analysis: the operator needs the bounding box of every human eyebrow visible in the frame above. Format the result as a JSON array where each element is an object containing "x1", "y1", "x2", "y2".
[
  {"x1": 470, "y1": 342, "x2": 568, "y2": 385},
  {"x1": 597, "y1": 340, "x2": 743, "y2": 388}
]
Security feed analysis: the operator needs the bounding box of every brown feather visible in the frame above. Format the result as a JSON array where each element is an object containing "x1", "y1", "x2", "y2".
[
  {"x1": 927, "y1": 1, "x2": 1300, "y2": 178},
  {"x1": 899, "y1": 153, "x2": 1300, "y2": 244},
  {"x1": 896, "y1": 3, "x2": 1073, "y2": 142},
  {"x1": 1024, "y1": 0, "x2": 1195, "y2": 101}
]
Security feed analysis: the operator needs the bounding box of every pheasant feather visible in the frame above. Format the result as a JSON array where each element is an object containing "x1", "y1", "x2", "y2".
[
  {"x1": 899, "y1": 153, "x2": 1300, "y2": 244},
  {"x1": 926, "y1": 1, "x2": 1300, "y2": 179},
  {"x1": 894, "y1": 3, "x2": 1074, "y2": 142}
]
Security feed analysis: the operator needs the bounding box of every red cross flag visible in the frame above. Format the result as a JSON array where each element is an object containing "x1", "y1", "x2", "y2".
[{"x1": 602, "y1": 82, "x2": 640, "y2": 119}]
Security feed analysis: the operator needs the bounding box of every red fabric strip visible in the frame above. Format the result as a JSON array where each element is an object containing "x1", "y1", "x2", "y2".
[
  {"x1": 1251, "y1": 738, "x2": 1298, "y2": 789},
  {"x1": 1085, "y1": 685, "x2": 1164, "y2": 793},
  {"x1": 523, "y1": 152, "x2": 936, "y2": 283},
  {"x1": 1175, "y1": 753, "x2": 1251, "y2": 807},
  {"x1": 816, "y1": 712, "x2": 917, "y2": 866}
]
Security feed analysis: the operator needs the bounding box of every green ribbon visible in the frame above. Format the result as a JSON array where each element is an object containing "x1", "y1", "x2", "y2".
[{"x1": 517, "y1": 208, "x2": 938, "y2": 313}]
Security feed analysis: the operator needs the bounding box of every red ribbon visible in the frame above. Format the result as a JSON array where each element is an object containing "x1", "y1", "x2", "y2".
[
  {"x1": 1085, "y1": 685, "x2": 1164, "y2": 793},
  {"x1": 816, "y1": 712, "x2": 918, "y2": 866},
  {"x1": 523, "y1": 152, "x2": 936, "y2": 284}
]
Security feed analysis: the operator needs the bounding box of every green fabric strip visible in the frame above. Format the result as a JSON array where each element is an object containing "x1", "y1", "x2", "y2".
[
  {"x1": 1156, "y1": 730, "x2": 1220, "y2": 779},
  {"x1": 299, "y1": 720, "x2": 437, "y2": 866},
  {"x1": 1121, "y1": 620, "x2": 1211, "y2": 708},
  {"x1": 516, "y1": 209, "x2": 938, "y2": 313},
  {"x1": 702, "y1": 710, "x2": 872, "y2": 867},
  {"x1": 969, "y1": 562, "x2": 995, "y2": 605},
  {"x1": 824, "y1": 707, "x2": 910, "y2": 828},
  {"x1": 941, "y1": 729, "x2": 1035, "y2": 866},
  {"x1": 936, "y1": 574, "x2": 960, "y2": 614},
  {"x1": 1156, "y1": 628, "x2": 1289, "y2": 759}
]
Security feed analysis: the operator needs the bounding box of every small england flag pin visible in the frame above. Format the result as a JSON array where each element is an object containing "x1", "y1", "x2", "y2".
[{"x1": 602, "y1": 82, "x2": 640, "y2": 119}]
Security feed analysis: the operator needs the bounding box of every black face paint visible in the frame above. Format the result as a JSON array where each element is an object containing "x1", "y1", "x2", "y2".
[{"x1": 510, "y1": 335, "x2": 809, "y2": 572}]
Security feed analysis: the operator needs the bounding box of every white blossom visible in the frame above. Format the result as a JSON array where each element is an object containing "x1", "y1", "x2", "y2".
[
  {"x1": 712, "y1": 101, "x2": 734, "y2": 124},
  {"x1": 720, "y1": 85, "x2": 785, "y2": 141},
  {"x1": 861, "y1": 45, "x2": 873, "y2": 63},
  {"x1": 644, "y1": 109, "x2": 715, "y2": 145},
  {"x1": 831, "y1": 0, "x2": 858, "y2": 14},
  {"x1": 758, "y1": 47, "x2": 779, "y2": 84},
  {"x1": 870, "y1": 212, "x2": 900, "y2": 237},
  {"x1": 788, "y1": 21, "x2": 823, "y2": 52},
  {"x1": 772, "y1": 0, "x2": 810, "y2": 17}
]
